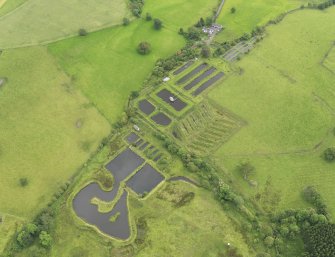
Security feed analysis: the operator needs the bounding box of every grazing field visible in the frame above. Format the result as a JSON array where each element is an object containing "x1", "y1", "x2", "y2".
[
  {"x1": 215, "y1": 0, "x2": 323, "y2": 41},
  {"x1": 48, "y1": 0, "x2": 218, "y2": 123},
  {"x1": 210, "y1": 8, "x2": 335, "y2": 214},
  {"x1": 0, "y1": 47, "x2": 110, "y2": 219},
  {"x1": 0, "y1": 0, "x2": 129, "y2": 48}
]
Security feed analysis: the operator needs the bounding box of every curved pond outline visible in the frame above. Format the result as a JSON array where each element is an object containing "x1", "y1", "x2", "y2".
[{"x1": 72, "y1": 148, "x2": 144, "y2": 240}]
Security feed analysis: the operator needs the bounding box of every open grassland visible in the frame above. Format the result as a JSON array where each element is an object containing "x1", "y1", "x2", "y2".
[
  {"x1": 49, "y1": 0, "x2": 218, "y2": 123},
  {"x1": 0, "y1": 0, "x2": 129, "y2": 49},
  {"x1": 215, "y1": 0, "x2": 323, "y2": 41},
  {"x1": 210, "y1": 7, "x2": 335, "y2": 214},
  {"x1": 0, "y1": 47, "x2": 110, "y2": 219},
  {"x1": 131, "y1": 182, "x2": 252, "y2": 257},
  {"x1": 0, "y1": 0, "x2": 27, "y2": 16}
]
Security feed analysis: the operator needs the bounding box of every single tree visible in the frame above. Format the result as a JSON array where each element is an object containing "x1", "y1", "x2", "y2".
[
  {"x1": 231, "y1": 7, "x2": 236, "y2": 13},
  {"x1": 19, "y1": 177, "x2": 28, "y2": 187},
  {"x1": 123, "y1": 17, "x2": 130, "y2": 26},
  {"x1": 146, "y1": 12, "x2": 152, "y2": 21},
  {"x1": 78, "y1": 28, "x2": 88, "y2": 36},
  {"x1": 137, "y1": 42, "x2": 151, "y2": 55},
  {"x1": 153, "y1": 18, "x2": 162, "y2": 30},
  {"x1": 323, "y1": 147, "x2": 335, "y2": 162}
]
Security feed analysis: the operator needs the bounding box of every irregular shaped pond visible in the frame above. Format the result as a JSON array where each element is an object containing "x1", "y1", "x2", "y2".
[{"x1": 73, "y1": 187, "x2": 130, "y2": 240}]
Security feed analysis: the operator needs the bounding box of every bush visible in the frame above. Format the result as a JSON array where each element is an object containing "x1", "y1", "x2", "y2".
[
  {"x1": 231, "y1": 7, "x2": 236, "y2": 13},
  {"x1": 145, "y1": 12, "x2": 152, "y2": 21},
  {"x1": 137, "y1": 42, "x2": 151, "y2": 55},
  {"x1": 19, "y1": 177, "x2": 28, "y2": 187},
  {"x1": 153, "y1": 18, "x2": 162, "y2": 30},
  {"x1": 78, "y1": 28, "x2": 88, "y2": 36},
  {"x1": 322, "y1": 147, "x2": 335, "y2": 162},
  {"x1": 264, "y1": 236, "x2": 274, "y2": 247},
  {"x1": 123, "y1": 17, "x2": 130, "y2": 26},
  {"x1": 201, "y1": 45, "x2": 211, "y2": 58},
  {"x1": 17, "y1": 223, "x2": 38, "y2": 248},
  {"x1": 39, "y1": 231, "x2": 52, "y2": 248}
]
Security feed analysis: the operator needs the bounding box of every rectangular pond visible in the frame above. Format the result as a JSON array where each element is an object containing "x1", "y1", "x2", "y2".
[
  {"x1": 125, "y1": 132, "x2": 139, "y2": 144},
  {"x1": 192, "y1": 72, "x2": 224, "y2": 96},
  {"x1": 184, "y1": 67, "x2": 217, "y2": 91},
  {"x1": 126, "y1": 164, "x2": 164, "y2": 195},
  {"x1": 138, "y1": 99, "x2": 156, "y2": 115},
  {"x1": 156, "y1": 88, "x2": 187, "y2": 111},
  {"x1": 176, "y1": 63, "x2": 208, "y2": 84},
  {"x1": 173, "y1": 60, "x2": 194, "y2": 75},
  {"x1": 151, "y1": 112, "x2": 171, "y2": 126},
  {"x1": 105, "y1": 148, "x2": 145, "y2": 183}
]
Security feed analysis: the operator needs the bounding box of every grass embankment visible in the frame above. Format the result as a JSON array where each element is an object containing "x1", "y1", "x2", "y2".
[
  {"x1": 48, "y1": 0, "x2": 218, "y2": 123},
  {"x1": 215, "y1": 0, "x2": 325, "y2": 41},
  {"x1": 209, "y1": 7, "x2": 335, "y2": 215},
  {"x1": 0, "y1": 47, "x2": 110, "y2": 219},
  {"x1": 0, "y1": 0, "x2": 129, "y2": 48},
  {"x1": 323, "y1": 45, "x2": 335, "y2": 73}
]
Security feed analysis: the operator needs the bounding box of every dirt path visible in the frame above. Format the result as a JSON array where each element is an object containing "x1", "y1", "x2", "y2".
[{"x1": 214, "y1": 0, "x2": 225, "y2": 22}]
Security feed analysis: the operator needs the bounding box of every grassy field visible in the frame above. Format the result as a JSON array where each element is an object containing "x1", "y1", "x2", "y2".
[
  {"x1": 323, "y1": 44, "x2": 335, "y2": 73},
  {"x1": 215, "y1": 0, "x2": 323, "y2": 41},
  {"x1": 0, "y1": 0, "x2": 129, "y2": 49},
  {"x1": 0, "y1": 0, "x2": 27, "y2": 16},
  {"x1": 209, "y1": 7, "x2": 335, "y2": 214},
  {"x1": 48, "y1": 0, "x2": 218, "y2": 123},
  {"x1": 0, "y1": 47, "x2": 110, "y2": 219}
]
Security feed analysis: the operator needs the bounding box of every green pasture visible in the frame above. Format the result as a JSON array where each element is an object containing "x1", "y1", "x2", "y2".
[
  {"x1": 131, "y1": 182, "x2": 253, "y2": 257},
  {"x1": 49, "y1": 0, "x2": 218, "y2": 123},
  {"x1": 209, "y1": 8, "x2": 335, "y2": 213},
  {"x1": 0, "y1": 0, "x2": 129, "y2": 48},
  {"x1": 0, "y1": 47, "x2": 110, "y2": 219},
  {"x1": 215, "y1": 0, "x2": 324, "y2": 41}
]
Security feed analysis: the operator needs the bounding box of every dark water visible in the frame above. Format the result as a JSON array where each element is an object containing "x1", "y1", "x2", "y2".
[
  {"x1": 184, "y1": 67, "x2": 217, "y2": 91},
  {"x1": 126, "y1": 164, "x2": 164, "y2": 195},
  {"x1": 125, "y1": 132, "x2": 139, "y2": 144},
  {"x1": 177, "y1": 63, "x2": 208, "y2": 84},
  {"x1": 105, "y1": 148, "x2": 144, "y2": 182},
  {"x1": 157, "y1": 89, "x2": 187, "y2": 111},
  {"x1": 73, "y1": 148, "x2": 144, "y2": 239},
  {"x1": 73, "y1": 188, "x2": 130, "y2": 239},
  {"x1": 138, "y1": 99, "x2": 156, "y2": 115},
  {"x1": 151, "y1": 112, "x2": 171, "y2": 126},
  {"x1": 173, "y1": 60, "x2": 194, "y2": 75},
  {"x1": 192, "y1": 72, "x2": 224, "y2": 96}
]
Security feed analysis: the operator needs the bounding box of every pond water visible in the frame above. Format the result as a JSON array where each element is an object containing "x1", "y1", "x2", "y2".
[
  {"x1": 192, "y1": 72, "x2": 224, "y2": 96},
  {"x1": 138, "y1": 99, "x2": 156, "y2": 115},
  {"x1": 177, "y1": 63, "x2": 208, "y2": 84},
  {"x1": 73, "y1": 148, "x2": 144, "y2": 239},
  {"x1": 151, "y1": 112, "x2": 171, "y2": 126},
  {"x1": 126, "y1": 164, "x2": 164, "y2": 195},
  {"x1": 157, "y1": 88, "x2": 187, "y2": 111}
]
